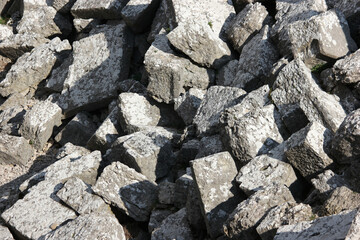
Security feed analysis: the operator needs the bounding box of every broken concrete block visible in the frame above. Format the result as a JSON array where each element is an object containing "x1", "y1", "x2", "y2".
[
  {"x1": 93, "y1": 161, "x2": 158, "y2": 222},
  {"x1": 71, "y1": 0, "x2": 128, "y2": 19},
  {"x1": 0, "y1": 134, "x2": 33, "y2": 165}
]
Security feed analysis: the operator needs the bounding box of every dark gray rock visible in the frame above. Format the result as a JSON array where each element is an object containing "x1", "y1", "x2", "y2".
[
  {"x1": 93, "y1": 161, "x2": 158, "y2": 222},
  {"x1": 0, "y1": 134, "x2": 33, "y2": 165},
  {"x1": 174, "y1": 169, "x2": 193, "y2": 208},
  {"x1": 148, "y1": 209, "x2": 174, "y2": 233},
  {"x1": 193, "y1": 86, "x2": 246, "y2": 136},
  {"x1": 0, "y1": 104, "x2": 26, "y2": 135},
  {"x1": 45, "y1": 54, "x2": 73, "y2": 93},
  {"x1": 324, "y1": 186, "x2": 360, "y2": 215},
  {"x1": 195, "y1": 134, "x2": 224, "y2": 159},
  {"x1": 216, "y1": 60, "x2": 239, "y2": 86},
  {"x1": 158, "y1": 181, "x2": 175, "y2": 205},
  {"x1": 327, "y1": 0, "x2": 360, "y2": 18},
  {"x1": 71, "y1": 0, "x2": 128, "y2": 19}
]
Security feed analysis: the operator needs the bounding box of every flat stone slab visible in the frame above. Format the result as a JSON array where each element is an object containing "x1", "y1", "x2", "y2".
[{"x1": 0, "y1": 134, "x2": 34, "y2": 165}]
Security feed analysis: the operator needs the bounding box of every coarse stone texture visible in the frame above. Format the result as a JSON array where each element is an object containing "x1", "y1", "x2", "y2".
[
  {"x1": 174, "y1": 88, "x2": 206, "y2": 126},
  {"x1": 93, "y1": 161, "x2": 158, "y2": 222},
  {"x1": 331, "y1": 108, "x2": 360, "y2": 164},
  {"x1": 55, "y1": 112, "x2": 97, "y2": 147},
  {"x1": 232, "y1": 25, "x2": 279, "y2": 91},
  {"x1": 121, "y1": 0, "x2": 161, "y2": 33},
  {"x1": 0, "y1": 134, "x2": 33, "y2": 165},
  {"x1": 73, "y1": 18, "x2": 101, "y2": 33},
  {"x1": 195, "y1": 134, "x2": 224, "y2": 159},
  {"x1": 285, "y1": 122, "x2": 333, "y2": 180},
  {"x1": 87, "y1": 106, "x2": 123, "y2": 152},
  {"x1": 71, "y1": 0, "x2": 129, "y2": 19},
  {"x1": 271, "y1": 59, "x2": 346, "y2": 134},
  {"x1": 42, "y1": 210, "x2": 126, "y2": 240},
  {"x1": 158, "y1": 181, "x2": 175, "y2": 205},
  {"x1": 221, "y1": 104, "x2": 286, "y2": 165},
  {"x1": 277, "y1": 10, "x2": 357, "y2": 67},
  {"x1": 148, "y1": 0, "x2": 235, "y2": 42},
  {"x1": 256, "y1": 202, "x2": 313, "y2": 240},
  {"x1": 174, "y1": 169, "x2": 193, "y2": 208},
  {"x1": 216, "y1": 59, "x2": 239, "y2": 86},
  {"x1": 17, "y1": 5, "x2": 72, "y2": 38},
  {"x1": 191, "y1": 152, "x2": 242, "y2": 238},
  {"x1": 193, "y1": 86, "x2": 246, "y2": 136},
  {"x1": 0, "y1": 33, "x2": 49, "y2": 61},
  {"x1": 167, "y1": 20, "x2": 231, "y2": 68},
  {"x1": 224, "y1": 185, "x2": 295, "y2": 239},
  {"x1": 148, "y1": 209, "x2": 174, "y2": 232},
  {"x1": 0, "y1": 38, "x2": 71, "y2": 97},
  {"x1": 45, "y1": 54, "x2": 72, "y2": 93},
  {"x1": 226, "y1": 3, "x2": 269, "y2": 53},
  {"x1": 177, "y1": 139, "x2": 200, "y2": 164},
  {"x1": 274, "y1": 209, "x2": 359, "y2": 240},
  {"x1": 19, "y1": 100, "x2": 62, "y2": 151},
  {"x1": 0, "y1": 225, "x2": 14, "y2": 240},
  {"x1": 1, "y1": 151, "x2": 101, "y2": 239},
  {"x1": 145, "y1": 33, "x2": 212, "y2": 104},
  {"x1": 326, "y1": 0, "x2": 360, "y2": 18},
  {"x1": 151, "y1": 208, "x2": 194, "y2": 240},
  {"x1": 0, "y1": 55, "x2": 11, "y2": 80},
  {"x1": 0, "y1": 25, "x2": 13, "y2": 42},
  {"x1": 54, "y1": 142, "x2": 91, "y2": 162},
  {"x1": 57, "y1": 23, "x2": 133, "y2": 117},
  {"x1": 333, "y1": 49, "x2": 360, "y2": 85},
  {"x1": 236, "y1": 155, "x2": 297, "y2": 196},
  {"x1": 56, "y1": 177, "x2": 108, "y2": 215},
  {"x1": 107, "y1": 127, "x2": 176, "y2": 182},
  {"x1": 324, "y1": 186, "x2": 360, "y2": 215},
  {"x1": 51, "y1": 0, "x2": 76, "y2": 14}
]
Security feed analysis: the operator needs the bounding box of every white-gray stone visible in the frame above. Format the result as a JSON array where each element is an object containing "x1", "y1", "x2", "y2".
[
  {"x1": 0, "y1": 225, "x2": 14, "y2": 240},
  {"x1": 73, "y1": 18, "x2": 101, "y2": 33},
  {"x1": 0, "y1": 24, "x2": 13, "y2": 42},
  {"x1": 216, "y1": 59, "x2": 239, "y2": 86},
  {"x1": 71, "y1": 0, "x2": 128, "y2": 19},
  {"x1": 51, "y1": 0, "x2": 76, "y2": 14},
  {"x1": 45, "y1": 54, "x2": 72, "y2": 93},
  {"x1": 311, "y1": 170, "x2": 349, "y2": 196},
  {"x1": 0, "y1": 134, "x2": 33, "y2": 165},
  {"x1": 333, "y1": 49, "x2": 360, "y2": 85}
]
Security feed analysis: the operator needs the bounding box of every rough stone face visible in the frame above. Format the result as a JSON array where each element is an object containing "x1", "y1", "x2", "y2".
[
  {"x1": 0, "y1": 225, "x2": 14, "y2": 240},
  {"x1": 167, "y1": 20, "x2": 231, "y2": 68},
  {"x1": 71, "y1": 0, "x2": 128, "y2": 19},
  {"x1": 324, "y1": 186, "x2": 360, "y2": 215},
  {"x1": 174, "y1": 169, "x2": 193, "y2": 208},
  {"x1": 0, "y1": 38, "x2": 71, "y2": 97},
  {"x1": 226, "y1": 3, "x2": 269, "y2": 53},
  {"x1": 221, "y1": 104, "x2": 286, "y2": 165},
  {"x1": 285, "y1": 122, "x2": 333, "y2": 180},
  {"x1": 236, "y1": 155, "x2": 297, "y2": 196},
  {"x1": 57, "y1": 23, "x2": 133, "y2": 117},
  {"x1": 87, "y1": 106, "x2": 123, "y2": 152},
  {"x1": 56, "y1": 177, "x2": 108, "y2": 215},
  {"x1": 151, "y1": 208, "x2": 194, "y2": 240},
  {"x1": 45, "y1": 54, "x2": 72, "y2": 93},
  {"x1": 191, "y1": 152, "x2": 242, "y2": 238},
  {"x1": 224, "y1": 185, "x2": 295, "y2": 239},
  {"x1": 193, "y1": 86, "x2": 246, "y2": 136},
  {"x1": 20, "y1": 100, "x2": 62, "y2": 150},
  {"x1": 232, "y1": 25, "x2": 279, "y2": 91},
  {"x1": 174, "y1": 88, "x2": 206, "y2": 126},
  {"x1": 158, "y1": 181, "x2": 176, "y2": 205},
  {"x1": 17, "y1": 5, "x2": 72, "y2": 38},
  {"x1": 55, "y1": 112, "x2": 97, "y2": 146},
  {"x1": 195, "y1": 134, "x2": 224, "y2": 159},
  {"x1": 93, "y1": 161, "x2": 158, "y2": 222},
  {"x1": 0, "y1": 134, "x2": 33, "y2": 165},
  {"x1": 107, "y1": 127, "x2": 176, "y2": 182},
  {"x1": 42, "y1": 210, "x2": 126, "y2": 240},
  {"x1": 274, "y1": 209, "x2": 359, "y2": 240},
  {"x1": 51, "y1": 0, "x2": 76, "y2": 13},
  {"x1": 271, "y1": 59, "x2": 346, "y2": 134},
  {"x1": 326, "y1": 0, "x2": 360, "y2": 18},
  {"x1": 331, "y1": 108, "x2": 360, "y2": 164},
  {"x1": 333, "y1": 49, "x2": 360, "y2": 84},
  {"x1": 256, "y1": 202, "x2": 313, "y2": 240},
  {"x1": 0, "y1": 33, "x2": 49, "y2": 61},
  {"x1": 73, "y1": 18, "x2": 101, "y2": 33},
  {"x1": 145, "y1": 33, "x2": 212, "y2": 104},
  {"x1": 121, "y1": 0, "x2": 161, "y2": 33},
  {"x1": 0, "y1": 24, "x2": 13, "y2": 42},
  {"x1": 216, "y1": 59, "x2": 239, "y2": 86},
  {"x1": 148, "y1": 209, "x2": 174, "y2": 233}
]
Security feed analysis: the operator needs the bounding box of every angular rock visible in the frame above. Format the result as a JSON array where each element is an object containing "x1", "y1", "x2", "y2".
[
  {"x1": 87, "y1": 106, "x2": 123, "y2": 152},
  {"x1": 256, "y1": 202, "x2": 313, "y2": 240},
  {"x1": 285, "y1": 122, "x2": 333, "y2": 180},
  {"x1": 236, "y1": 155, "x2": 297, "y2": 196},
  {"x1": 19, "y1": 100, "x2": 62, "y2": 150},
  {"x1": 118, "y1": 78, "x2": 147, "y2": 94},
  {"x1": 0, "y1": 37, "x2": 71, "y2": 97},
  {"x1": 0, "y1": 134, "x2": 33, "y2": 165},
  {"x1": 324, "y1": 186, "x2": 360, "y2": 215},
  {"x1": 56, "y1": 177, "x2": 108, "y2": 215},
  {"x1": 145, "y1": 33, "x2": 212, "y2": 104},
  {"x1": 331, "y1": 108, "x2": 360, "y2": 164},
  {"x1": 168, "y1": 20, "x2": 231, "y2": 68},
  {"x1": 0, "y1": 33, "x2": 49, "y2": 61},
  {"x1": 233, "y1": 25, "x2": 279, "y2": 91},
  {"x1": 221, "y1": 104, "x2": 286, "y2": 165},
  {"x1": 93, "y1": 161, "x2": 158, "y2": 221},
  {"x1": 226, "y1": 3, "x2": 269, "y2": 53},
  {"x1": 271, "y1": 59, "x2": 346, "y2": 134},
  {"x1": 121, "y1": 0, "x2": 161, "y2": 33},
  {"x1": 327, "y1": 0, "x2": 360, "y2": 18},
  {"x1": 195, "y1": 134, "x2": 224, "y2": 159},
  {"x1": 216, "y1": 59, "x2": 239, "y2": 86},
  {"x1": 177, "y1": 140, "x2": 199, "y2": 164},
  {"x1": 158, "y1": 181, "x2": 175, "y2": 205},
  {"x1": 0, "y1": 104, "x2": 26, "y2": 135},
  {"x1": 73, "y1": 18, "x2": 101, "y2": 33},
  {"x1": 333, "y1": 49, "x2": 360, "y2": 84},
  {"x1": 191, "y1": 152, "x2": 242, "y2": 238},
  {"x1": 55, "y1": 112, "x2": 97, "y2": 146},
  {"x1": 193, "y1": 86, "x2": 246, "y2": 136},
  {"x1": 174, "y1": 88, "x2": 206, "y2": 126},
  {"x1": 45, "y1": 54, "x2": 73, "y2": 93},
  {"x1": 224, "y1": 185, "x2": 295, "y2": 239},
  {"x1": 151, "y1": 208, "x2": 194, "y2": 240},
  {"x1": 0, "y1": 24, "x2": 13, "y2": 42},
  {"x1": 54, "y1": 142, "x2": 91, "y2": 162},
  {"x1": 0, "y1": 225, "x2": 14, "y2": 240},
  {"x1": 51, "y1": 0, "x2": 76, "y2": 14},
  {"x1": 174, "y1": 169, "x2": 193, "y2": 208},
  {"x1": 148, "y1": 209, "x2": 174, "y2": 233},
  {"x1": 71, "y1": 0, "x2": 128, "y2": 19},
  {"x1": 107, "y1": 127, "x2": 176, "y2": 181},
  {"x1": 57, "y1": 23, "x2": 133, "y2": 117},
  {"x1": 43, "y1": 210, "x2": 126, "y2": 240},
  {"x1": 274, "y1": 209, "x2": 359, "y2": 240}
]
